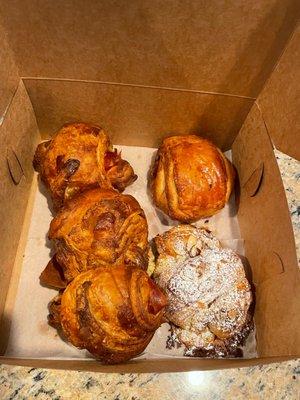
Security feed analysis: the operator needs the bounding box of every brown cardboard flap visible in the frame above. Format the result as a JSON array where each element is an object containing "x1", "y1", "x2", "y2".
[
  {"x1": 0, "y1": 18, "x2": 19, "y2": 118},
  {"x1": 0, "y1": 81, "x2": 40, "y2": 321},
  {"x1": 23, "y1": 78, "x2": 253, "y2": 150},
  {"x1": 232, "y1": 104, "x2": 300, "y2": 357},
  {"x1": 253, "y1": 252, "x2": 285, "y2": 285},
  {"x1": 257, "y1": 24, "x2": 300, "y2": 160},
  {"x1": 1, "y1": 1, "x2": 299, "y2": 97},
  {"x1": 0, "y1": 356, "x2": 298, "y2": 373},
  {"x1": 6, "y1": 148, "x2": 25, "y2": 185}
]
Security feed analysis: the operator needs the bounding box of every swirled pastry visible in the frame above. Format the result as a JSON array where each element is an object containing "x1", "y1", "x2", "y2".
[
  {"x1": 48, "y1": 264, "x2": 167, "y2": 364},
  {"x1": 33, "y1": 122, "x2": 137, "y2": 210},
  {"x1": 46, "y1": 188, "x2": 148, "y2": 284},
  {"x1": 151, "y1": 135, "x2": 235, "y2": 222},
  {"x1": 153, "y1": 225, "x2": 253, "y2": 357}
]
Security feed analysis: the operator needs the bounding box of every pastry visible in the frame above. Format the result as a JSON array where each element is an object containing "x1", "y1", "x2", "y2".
[
  {"x1": 40, "y1": 255, "x2": 67, "y2": 289},
  {"x1": 151, "y1": 135, "x2": 235, "y2": 222},
  {"x1": 44, "y1": 188, "x2": 148, "y2": 285},
  {"x1": 48, "y1": 264, "x2": 167, "y2": 364},
  {"x1": 153, "y1": 225, "x2": 253, "y2": 357},
  {"x1": 33, "y1": 122, "x2": 137, "y2": 210}
]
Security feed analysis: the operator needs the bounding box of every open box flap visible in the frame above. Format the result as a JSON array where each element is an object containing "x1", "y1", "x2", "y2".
[
  {"x1": 257, "y1": 24, "x2": 300, "y2": 160},
  {"x1": 232, "y1": 103, "x2": 300, "y2": 357},
  {"x1": 1, "y1": 0, "x2": 299, "y2": 97},
  {"x1": 0, "y1": 81, "x2": 40, "y2": 320},
  {"x1": 0, "y1": 355, "x2": 298, "y2": 373},
  {"x1": 0, "y1": 18, "x2": 19, "y2": 119}
]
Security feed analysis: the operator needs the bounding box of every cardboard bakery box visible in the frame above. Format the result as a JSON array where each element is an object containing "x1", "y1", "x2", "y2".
[{"x1": 0, "y1": 1, "x2": 299, "y2": 372}]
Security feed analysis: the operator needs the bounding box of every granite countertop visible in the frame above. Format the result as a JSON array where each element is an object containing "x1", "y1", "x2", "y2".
[
  {"x1": 1, "y1": 149, "x2": 299, "y2": 400},
  {"x1": 0, "y1": 361, "x2": 299, "y2": 400}
]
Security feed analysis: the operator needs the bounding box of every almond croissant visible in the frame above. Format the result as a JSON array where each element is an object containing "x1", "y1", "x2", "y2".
[
  {"x1": 153, "y1": 225, "x2": 253, "y2": 357},
  {"x1": 33, "y1": 122, "x2": 137, "y2": 210},
  {"x1": 151, "y1": 135, "x2": 235, "y2": 222},
  {"x1": 48, "y1": 264, "x2": 167, "y2": 364},
  {"x1": 43, "y1": 188, "x2": 148, "y2": 285}
]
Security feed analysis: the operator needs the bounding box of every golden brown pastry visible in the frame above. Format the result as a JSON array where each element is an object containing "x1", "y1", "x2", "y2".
[
  {"x1": 151, "y1": 135, "x2": 235, "y2": 222},
  {"x1": 33, "y1": 122, "x2": 137, "y2": 210},
  {"x1": 48, "y1": 264, "x2": 167, "y2": 364},
  {"x1": 40, "y1": 255, "x2": 68, "y2": 289},
  {"x1": 153, "y1": 225, "x2": 253, "y2": 357},
  {"x1": 45, "y1": 188, "x2": 148, "y2": 284}
]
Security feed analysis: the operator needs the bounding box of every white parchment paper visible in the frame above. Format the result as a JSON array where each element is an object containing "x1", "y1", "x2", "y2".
[{"x1": 5, "y1": 146, "x2": 256, "y2": 359}]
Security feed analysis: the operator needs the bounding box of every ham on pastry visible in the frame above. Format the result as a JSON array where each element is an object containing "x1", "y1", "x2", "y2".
[
  {"x1": 41, "y1": 188, "x2": 148, "y2": 286},
  {"x1": 33, "y1": 122, "x2": 137, "y2": 210}
]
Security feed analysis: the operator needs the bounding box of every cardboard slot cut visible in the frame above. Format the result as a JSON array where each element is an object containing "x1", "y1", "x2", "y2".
[
  {"x1": 6, "y1": 148, "x2": 25, "y2": 185},
  {"x1": 252, "y1": 252, "x2": 285, "y2": 286},
  {"x1": 242, "y1": 162, "x2": 264, "y2": 197}
]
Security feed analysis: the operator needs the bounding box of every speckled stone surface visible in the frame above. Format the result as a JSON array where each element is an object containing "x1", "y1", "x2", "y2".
[
  {"x1": 1, "y1": 150, "x2": 299, "y2": 400},
  {"x1": 275, "y1": 149, "x2": 300, "y2": 265},
  {"x1": 0, "y1": 361, "x2": 300, "y2": 400}
]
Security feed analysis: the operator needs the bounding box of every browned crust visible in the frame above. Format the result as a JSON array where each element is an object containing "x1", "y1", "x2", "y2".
[
  {"x1": 167, "y1": 311, "x2": 254, "y2": 358},
  {"x1": 50, "y1": 265, "x2": 167, "y2": 364},
  {"x1": 33, "y1": 122, "x2": 137, "y2": 210},
  {"x1": 151, "y1": 135, "x2": 235, "y2": 222},
  {"x1": 48, "y1": 188, "x2": 149, "y2": 283}
]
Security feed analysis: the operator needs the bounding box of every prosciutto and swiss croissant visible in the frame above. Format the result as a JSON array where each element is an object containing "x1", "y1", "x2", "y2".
[
  {"x1": 33, "y1": 122, "x2": 137, "y2": 210},
  {"x1": 41, "y1": 188, "x2": 148, "y2": 286},
  {"x1": 48, "y1": 264, "x2": 167, "y2": 364}
]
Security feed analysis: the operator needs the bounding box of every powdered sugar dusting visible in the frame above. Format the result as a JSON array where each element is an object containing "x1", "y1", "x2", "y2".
[{"x1": 153, "y1": 225, "x2": 253, "y2": 357}]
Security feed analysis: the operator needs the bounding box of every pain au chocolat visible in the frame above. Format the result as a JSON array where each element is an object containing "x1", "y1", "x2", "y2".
[
  {"x1": 151, "y1": 135, "x2": 235, "y2": 222},
  {"x1": 33, "y1": 122, "x2": 137, "y2": 210},
  {"x1": 48, "y1": 264, "x2": 167, "y2": 364},
  {"x1": 41, "y1": 188, "x2": 148, "y2": 286}
]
